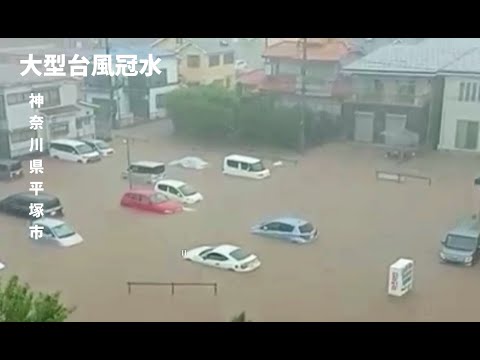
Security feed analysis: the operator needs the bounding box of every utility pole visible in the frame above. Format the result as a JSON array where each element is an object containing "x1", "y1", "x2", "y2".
[
  {"x1": 298, "y1": 37, "x2": 307, "y2": 154},
  {"x1": 115, "y1": 135, "x2": 148, "y2": 190},
  {"x1": 105, "y1": 38, "x2": 116, "y2": 136}
]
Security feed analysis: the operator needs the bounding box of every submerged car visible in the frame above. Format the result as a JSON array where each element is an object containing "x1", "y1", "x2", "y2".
[
  {"x1": 440, "y1": 216, "x2": 480, "y2": 266},
  {"x1": 182, "y1": 244, "x2": 260, "y2": 272},
  {"x1": 251, "y1": 216, "x2": 317, "y2": 244},
  {"x1": 0, "y1": 158, "x2": 23, "y2": 181},
  {"x1": 0, "y1": 192, "x2": 64, "y2": 218},
  {"x1": 120, "y1": 189, "x2": 183, "y2": 214},
  {"x1": 0, "y1": 261, "x2": 4, "y2": 270},
  {"x1": 30, "y1": 218, "x2": 83, "y2": 247},
  {"x1": 82, "y1": 139, "x2": 115, "y2": 157},
  {"x1": 154, "y1": 179, "x2": 203, "y2": 205}
]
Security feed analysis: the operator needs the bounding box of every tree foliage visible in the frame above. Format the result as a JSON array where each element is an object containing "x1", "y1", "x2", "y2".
[
  {"x1": 166, "y1": 85, "x2": 341, "y2": 149},
  {"x1": 0, "y1": 275, "x2": 74, "y2": 322}
]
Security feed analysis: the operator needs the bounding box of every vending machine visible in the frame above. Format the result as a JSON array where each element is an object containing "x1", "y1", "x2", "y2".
[{"x1": 388, "y1": 258, "x2": 414, "y2": 297}]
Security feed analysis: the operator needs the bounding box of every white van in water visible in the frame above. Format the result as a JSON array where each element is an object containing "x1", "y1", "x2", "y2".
[
  {"x1": 222, "y1": 154, "x2": 270, "y2": 179},
  {"x1": 49, "y1": 139, "x2": 101, "y2": 164}
]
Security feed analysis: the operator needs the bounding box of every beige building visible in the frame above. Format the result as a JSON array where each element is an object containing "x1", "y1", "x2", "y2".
[{"x1": 151, "y1": 38, "x2": 236, "y2": 88}]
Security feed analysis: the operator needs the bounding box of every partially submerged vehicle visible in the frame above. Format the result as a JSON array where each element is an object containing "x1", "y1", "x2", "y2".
[{"x1": 381, "y1": 129, "x2": 420, "y2": 162}]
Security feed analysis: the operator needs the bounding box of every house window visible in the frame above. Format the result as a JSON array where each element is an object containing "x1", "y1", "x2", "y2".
[
  {"x1": 148, "y1": 69, "x2": 168, "y2": 87},
  {"x1": 10, "y1": 128, "x2": 37, "y2": 143},
  {"x1": 465, "y1": 83, "x2": 472, "y2": 102},
  {"x1": 459, "y1": 82, "x2": 465, "y2": 101},
  {"x1": 472, "y1": 83, "x2": 478, "y2": 102},
  {"x1": 50, "y1": 122, "x2": 69, "y2": 137},
  {"x1": 33, "y1": 87, "x2": 61, "y2": 107},
  {"x1": 455, "y1": 120, "x2": 479, "y2": 150},
  {"x1": 223, "y1": 52, "x2": 234, "y2": 65},
  {"x1": 76, "y1": 116, "x2": 91, "y2": 129},
  {"x1": 209, "y1": 55, "x2": 220, "y2": 67},
  {"x1": 225, "y1": 76, "x2": 231, "y2": 88},
  {"x1": 187, "y1": 55, "x2": 200, "y2": 68},
  {"x1": 0, "y1": 95, "x2": 6, "y2": 122},
  {"x1": 50, "y1": 122, "x2": 69, "y2": 138},
  {"x1": 156, "y1": 94, "x2": 166, "y2": 109},
  {"x1": 7, "y1": 92, "x2": 30, "y2": 105}
]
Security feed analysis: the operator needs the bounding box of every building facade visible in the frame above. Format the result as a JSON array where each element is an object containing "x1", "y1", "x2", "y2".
[
  {"x1": 151, "y1": 38, "x2": 236, "y2": 88},
  {"x1": 437, "y1": 48, "x2": 480, "y2": 152},
  {"x1": 341, "y1": 38, "x2": 480, "y2": 149},
  {"x1": 0, "y1": 65, "x2": 97, "y2": 159}
]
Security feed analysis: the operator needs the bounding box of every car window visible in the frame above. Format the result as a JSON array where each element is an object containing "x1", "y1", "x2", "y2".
[
  {"x1": 43, "y1": 226, "x2": 53, "y2": 236},
  {"x1": 279, "y1": 223, "x2": 295, "y2": 233},
  {"x1": 139, "y1": 195, "x2": 151, "y2": 204},
  {"x1": 0, "y1": 164, "x2": 7, "y2": 172},
  {"x1": 265, "y1": 222, "x2": 282, "y2": 231},
  {"x1": 229, "y1": 248, "x2": 251, "y2": 261},
  {"x1": 129, "y1": 165, "x2": 139, "y2": 173},
  {"x1": 169, "y1": 186, "x2": 180, "y2": 195},
  {"x1": 299, "y1": 222, "x2": 314, "y2": 233},
  {"x1": 240, "y1": 162, "x2": 249, "y2": 171},
  {"x1": 157, "y1": 184, "x2": 168, "y2": 192},
  {"x1": 205, "y1": 253, "x2": 228, "y2": 261},
  {"x1": 226, "y1": 160, "x2": 238, "y2": 168}
]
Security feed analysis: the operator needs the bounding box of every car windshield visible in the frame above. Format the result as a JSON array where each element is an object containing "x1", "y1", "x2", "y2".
[
  {"x1": 299, "y1": 222, "x2": 314, "y2": 233},
  {"x1": 150, "y1": 193, "x2": 168, "y2": 203},
  {"x1": 52, "y1": 224, "x2": 76, "y2": 239},
  {"x1": 76, "y1": 144, "x2": 95, "y2": 154},
  {"x1": 150, "y1": 165, "x2": 165, "y2": 175},
  {"x1": 179, "y1": 184, "x2": 197, "y2": 196},
  {"x1": 445, "y1": 235, "x2": 478, "y2": 251},
  {"x1": 94, "y1": 141, "x2": 110, "y2": 150},
  {"x1": 229, "y1": 248, "x2": 251, "y2": 261},
  {"x1": 250, "y1": 161, "x2": 265, "y2": 172},
  {"x1": 199, "y1": 248, "x2": 213, "y2": 257}
]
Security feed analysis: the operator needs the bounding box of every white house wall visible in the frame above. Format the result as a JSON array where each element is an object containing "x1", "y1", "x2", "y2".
[{"x1": 439, "y1": 75, "x2": 480, "y2": 151}]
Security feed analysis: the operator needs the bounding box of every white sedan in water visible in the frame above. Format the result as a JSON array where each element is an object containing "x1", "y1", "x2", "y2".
[
  {"x1": 182, "y1": 244, "x2": 261, "y2": 272},
  {"x1": 0, "y1": 261, "x2": 4, "y2": 270}
]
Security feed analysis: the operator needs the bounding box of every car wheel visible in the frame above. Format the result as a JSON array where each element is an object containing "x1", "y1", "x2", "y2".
[
  {"x1": 77, "y1": 160, "x2": 83, "y2": 163},
  {"x1": 53, "y1": 155, "x2": 59, "y2": 159}
]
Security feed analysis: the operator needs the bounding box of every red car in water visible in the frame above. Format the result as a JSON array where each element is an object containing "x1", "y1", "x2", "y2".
[{"x1": 120, "y1": 189, "x2": 183, "y2": 214}]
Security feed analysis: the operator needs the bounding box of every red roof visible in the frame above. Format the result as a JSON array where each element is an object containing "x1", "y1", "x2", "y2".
[
  {"x1": 237, "y1": 69, "x2": 266, "y2": 86},
  {"x1": 263, "y1": 39, "x2": 351, "y2": 62}
]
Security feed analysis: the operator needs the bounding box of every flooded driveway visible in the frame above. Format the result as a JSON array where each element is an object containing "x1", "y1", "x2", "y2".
[{"x1": 1, "y1": 121, "x2": 480, "y2": 321}]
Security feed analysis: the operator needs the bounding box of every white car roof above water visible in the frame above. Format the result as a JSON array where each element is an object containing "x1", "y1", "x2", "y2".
[
  {"x1": 50, "y1": 139, "x2": 88, "y2": 147},
  {"x1": 132, "y1": 160, "x2": 165, "y2": 167},
  {"x1": 213, "y1": 244, "x2": 240, "y2": 254},
  {"x1": 157, "y1": 179, "x2": 186, "y2": 187},
  {"x1": 33, "y1": 217, "x2": 65, "y2": 227},
  {"x1": 225, "y1": 154, "x2": 262, "y2": 164}
]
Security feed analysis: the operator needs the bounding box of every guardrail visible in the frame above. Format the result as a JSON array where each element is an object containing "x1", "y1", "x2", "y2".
[
  {"x1": 375, "y1": 170, "x2": 431, "y2": 186},
  {"x1": 126, "y1": 281, "x2": 218, "y2": 296}
]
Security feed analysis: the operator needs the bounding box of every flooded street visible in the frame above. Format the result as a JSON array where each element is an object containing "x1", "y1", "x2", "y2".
[{"x1": 1, "y1": 121, "x2": 480, "y2": 321}]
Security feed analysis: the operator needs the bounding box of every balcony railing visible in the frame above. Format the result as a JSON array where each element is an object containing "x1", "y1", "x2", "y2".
[
  {"x1": 295, "y1": 81, "x2": 334, "y2": 97},
  {"x1": 347, "y1": 91, "x2": 431, "y2": 106}
]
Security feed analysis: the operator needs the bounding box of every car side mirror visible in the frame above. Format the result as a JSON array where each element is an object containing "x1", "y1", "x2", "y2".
[{"x1": 261, "y1": 226, "x2": 267, "y2": 231}]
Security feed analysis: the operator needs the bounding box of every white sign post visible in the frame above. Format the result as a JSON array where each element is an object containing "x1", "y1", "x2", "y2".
[{"x1": 388, "y1": 258, "x2": 414, "y2": 297}]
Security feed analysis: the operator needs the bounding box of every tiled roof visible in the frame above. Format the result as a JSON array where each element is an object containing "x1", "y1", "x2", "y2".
[
  {"x1": 0, "y1": 64, "x2": 66, "y2": 87},
  {"x1": 237, "y1": 69, "x2": 265, "y2": 86},
  {"x1": 186, "y1": 38, "x2": 235, "y2": 54},
  {"x1": 263, "y1": 39, "x2": 351, "y2": 61},
  {"x1": 440, "y1": 47, "x2": 480, "y2": 74},
  {"x1": 343, "y1": 38, "x2": 480, "y2": 75},
  {"x1": 40, "y1": 105, "x2": 81, "y2": 116}
]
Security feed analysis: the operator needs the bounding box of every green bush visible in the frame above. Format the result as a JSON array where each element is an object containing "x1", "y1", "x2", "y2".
[
  {"x1": 166, "y1": 86, "x2": 338, "y2": 149},
  {"x1": 0, "y1": 275, "x2": 74, "y2": 322}
]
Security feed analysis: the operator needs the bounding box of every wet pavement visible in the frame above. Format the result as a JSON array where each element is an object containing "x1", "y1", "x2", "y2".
[{"x1": 1, "y1": 121, "x2": 480, "y2": 322}]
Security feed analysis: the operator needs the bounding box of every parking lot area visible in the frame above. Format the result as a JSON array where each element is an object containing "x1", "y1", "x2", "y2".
[{"x1": 1, "y1": 121, "x2": 480, "y2": 321}]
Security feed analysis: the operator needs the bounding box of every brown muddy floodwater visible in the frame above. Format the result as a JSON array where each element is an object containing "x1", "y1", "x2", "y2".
[{"x1": 1, "y1": 121, "x2": 480, "y2": 322}]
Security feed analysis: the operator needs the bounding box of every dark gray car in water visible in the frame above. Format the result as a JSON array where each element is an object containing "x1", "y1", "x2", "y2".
[{"x1": 440, "y1": 216, "x2": 480, "y2": 266}]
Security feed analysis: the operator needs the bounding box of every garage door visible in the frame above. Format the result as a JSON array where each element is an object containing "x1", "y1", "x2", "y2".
[
  {"x1": 385, "y1": 113, "x2": 407, "y2": 146},
  {"x1": 354, "y1": 111, "x2": 374, "y2": 142}
]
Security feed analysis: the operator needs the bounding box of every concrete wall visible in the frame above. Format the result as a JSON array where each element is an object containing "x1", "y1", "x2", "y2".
[
  {"x1": 178, "y1": 46, "x2": 235, "y2": 88},
  {"x1": 439, "y1": 75, "x2": 480, "y2": 151}
]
